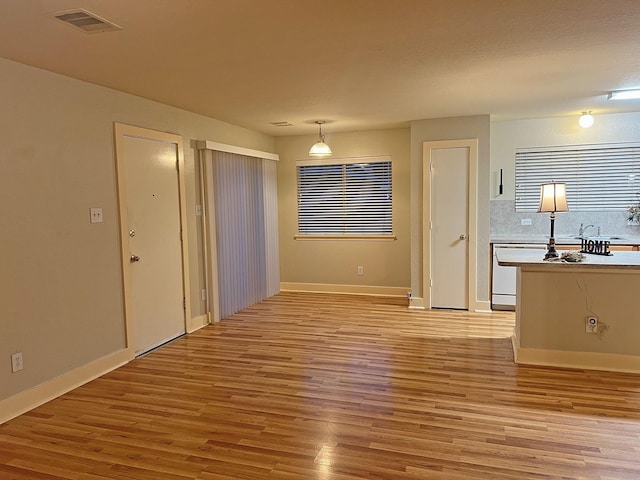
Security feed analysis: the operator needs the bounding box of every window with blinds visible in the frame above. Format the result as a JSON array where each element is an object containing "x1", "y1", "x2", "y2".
[
  {"x1": 515, "y1": 143, "x2": 640, "y2": 212},
  {"x1": 296, "y1": 156, "x2": 393, "y2": 237}
]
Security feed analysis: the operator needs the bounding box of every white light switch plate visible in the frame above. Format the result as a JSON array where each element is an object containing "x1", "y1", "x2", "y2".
[{"x1": 90, "y1": 208, "x2": 103, "y2": 223}]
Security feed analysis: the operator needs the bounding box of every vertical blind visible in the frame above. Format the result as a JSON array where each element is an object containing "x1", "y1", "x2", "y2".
[
  {"x1": 207, "y1": 150, "x2": 279, "y2": 320},
  {"x1": 261, "y1": 158, "x2": 280, "y2": 298},
  {"x1": 515, "y1": 143, "x2": 640, "y2": 212},
  {"x1": 296, "y1": 156, "x2": 392, "y2": 235}
]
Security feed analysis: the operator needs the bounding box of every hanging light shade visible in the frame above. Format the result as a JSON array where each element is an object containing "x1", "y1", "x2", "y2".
[{"x1": 309, "y1": 121, "x2": 332, "y2": 157}]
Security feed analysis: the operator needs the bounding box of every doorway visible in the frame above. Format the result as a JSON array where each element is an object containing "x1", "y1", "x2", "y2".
[
  {"x1": 114, "y1": 124, "x2": 191, "y2": 356},
  {"x1": 423, "y1": 139, "x2": 478, "y2": 310}
]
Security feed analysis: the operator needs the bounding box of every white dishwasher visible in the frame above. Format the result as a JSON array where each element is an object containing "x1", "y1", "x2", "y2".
[{"x1": 491, "y1": 244, "x2": 546, "y2": 310}]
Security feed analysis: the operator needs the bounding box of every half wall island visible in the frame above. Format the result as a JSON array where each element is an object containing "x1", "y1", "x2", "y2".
[{"x1": 496, "y1": 248, "x2": 640, "y2": 373}]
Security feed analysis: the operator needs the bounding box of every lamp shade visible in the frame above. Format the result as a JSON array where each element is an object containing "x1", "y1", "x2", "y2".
[{"x1": 538, "y1": 182, "x2": 568, "y2": 213}]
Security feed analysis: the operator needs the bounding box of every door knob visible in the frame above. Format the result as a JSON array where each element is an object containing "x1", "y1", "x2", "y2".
[
  {"x1": 130, "y1": 255, "x2": 141, "y2": 263},
  {"x1": 459, "y1": 234, "x2": 467, "y2": 240}
]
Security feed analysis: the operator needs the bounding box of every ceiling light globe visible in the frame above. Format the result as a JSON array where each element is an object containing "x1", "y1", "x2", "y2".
[
  {"x1": 309, "y1": 141, "x2": 332, "y2": 156},
  {"x1": 579, "y1": 112, "x2": 594, "y2": 128}
]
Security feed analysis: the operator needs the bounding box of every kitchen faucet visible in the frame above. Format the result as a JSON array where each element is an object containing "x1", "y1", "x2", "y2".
[{"x1": 578, "y1": 223, "x2": 594, "y2": 237}]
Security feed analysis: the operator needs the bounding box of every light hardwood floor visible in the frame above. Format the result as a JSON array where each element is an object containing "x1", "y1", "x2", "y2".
[{"x1": 2, "y1": 292, "x2": 640, "y2": 479}]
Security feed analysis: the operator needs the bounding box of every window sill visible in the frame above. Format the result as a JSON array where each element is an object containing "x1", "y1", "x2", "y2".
[{"x1": 294, "y1": 234, "x2": 397, "y2": 241}]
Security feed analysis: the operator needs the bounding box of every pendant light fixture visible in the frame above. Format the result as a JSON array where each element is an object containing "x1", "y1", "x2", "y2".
[{"x1": 309, "y1": 121, "x2": 332, "y2": 157}]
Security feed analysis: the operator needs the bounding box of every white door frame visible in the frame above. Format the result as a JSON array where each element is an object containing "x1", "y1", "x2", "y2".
[
  {"x1": 114, "y1": 123, "x2": 191, "y2": 357},
  {"x1": 422, "y1": 139, "x2": 480, "y2": 311}
]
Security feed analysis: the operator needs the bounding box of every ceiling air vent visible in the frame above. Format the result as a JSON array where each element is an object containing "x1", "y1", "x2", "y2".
[
  {"x1": 52, "y1": 9, "x2": 122, "y2": 33},
  {"x1": 270, "y1": 121, "x2": 294, "y2": 127}
]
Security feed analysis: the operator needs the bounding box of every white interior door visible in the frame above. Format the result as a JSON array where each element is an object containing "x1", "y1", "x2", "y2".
[
  {"x1": 430, "y1": 146, "x2": 469, "y2": 309},
  {"x1": 122, "y1": 134, "x2": 186, "y2": 355}
]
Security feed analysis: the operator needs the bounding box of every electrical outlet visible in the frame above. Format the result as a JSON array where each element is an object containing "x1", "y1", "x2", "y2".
[
  {"x1": 521, "y1": 218, "x2": 532, "y2": 226},
  {"x1": 357, "y1": 266, "x2": 364, "y2": 276},
  {"x1": 90, "y1": 207, "x2": 103, "y2": 223},
  {"x1": 586, "y1": 316, "x2": 598, "y2": 333},
  {"x1": 11, "y1": 352, "x2": 23, "y2": 373}
]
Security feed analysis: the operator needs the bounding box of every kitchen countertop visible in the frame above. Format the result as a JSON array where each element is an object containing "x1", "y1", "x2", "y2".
[
  {"x1": 490, "y1": 235, "x2": 640, "y2": 245},
  {"x1": 495, "y1": 247, "x2": 640, "y2": 270}
]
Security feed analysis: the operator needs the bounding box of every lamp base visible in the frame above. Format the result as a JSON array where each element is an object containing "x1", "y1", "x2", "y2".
[
  {"x1": 544, "y1": 238, "x2": 559, "y2": 260},
  {"x1": 543, "y1": 212, "x2": 560, "y2": 260},
  {"x1": 544, "y1": 249, "x2": 560, "y2": 260}
]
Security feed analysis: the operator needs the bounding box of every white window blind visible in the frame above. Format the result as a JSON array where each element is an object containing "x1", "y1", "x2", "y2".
[
  {"x1": 515, "y1": 143, "x2": 640, "y2": 212},
  {"x1": 296, "y1": 156, "x2": 392, "y2": 236}
]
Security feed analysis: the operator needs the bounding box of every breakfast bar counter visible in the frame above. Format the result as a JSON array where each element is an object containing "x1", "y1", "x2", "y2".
[{"x1": 496, "y1": 248, "x2": 640, "y2": 373}]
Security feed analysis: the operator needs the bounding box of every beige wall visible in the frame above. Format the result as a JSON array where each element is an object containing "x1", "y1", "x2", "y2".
[
  {"x1": 275, "y1": 128, "x2": 411, "y2": 291},
  {"x1": 0, "y1": 57, "x2": 274, "y2": 402},
  {"x1": 410, "y1": 116, "x2": 491, "y2": 306}
]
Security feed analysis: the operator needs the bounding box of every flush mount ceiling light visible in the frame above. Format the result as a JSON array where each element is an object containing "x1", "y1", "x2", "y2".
[
  {"x1": 579, "y1": 111, "x2": 594, "y2": 128},
  {"x1": 309, "y1": 121, "x2": 332, "y2": 157},
  {"x1": 608, "y1": 89, "x2": 640, "y2": 100}
]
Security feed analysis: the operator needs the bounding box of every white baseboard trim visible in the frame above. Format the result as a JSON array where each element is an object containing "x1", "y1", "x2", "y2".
[
  {"x1": 513, "y1": 337, "x2": 640, "y2": 373},
  {"x1": 280, "y1": 282, "x2": 409, "y2": 298},
  {"x1": 511, "y1": 334, "x2": 520, "y2": 358},
  {"x1": 408, "y1": 296, "x2": 426, "y2": 309},
  {"x1": 0, "y1": 348, "x2": 131, "y2": 425},
  {"x1": 407, "y1": 297, "x2": 489, "y2": 312},
  {"x1": 472, "y1": 300, "x2": 492, "y2": 313},
  {"x1": 187, "y1": 313, "x2": 209, "y2": 333}
]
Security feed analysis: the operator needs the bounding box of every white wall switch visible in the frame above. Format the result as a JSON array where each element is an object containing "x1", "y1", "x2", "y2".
[
  {"x1": 521, "y1": 218, "x2": 532, "y2": 226},
  {"x1": 195, "y1": 205, "x2": 203, "y2": 216},
  {"x1": 90, "y1": 207, "x2": 103, "y2": 223}
]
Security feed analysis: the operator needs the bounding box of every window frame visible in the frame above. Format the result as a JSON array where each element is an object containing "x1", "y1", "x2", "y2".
[{"x1": 295, "y1": 155, "x2": 395, "y2": 240}]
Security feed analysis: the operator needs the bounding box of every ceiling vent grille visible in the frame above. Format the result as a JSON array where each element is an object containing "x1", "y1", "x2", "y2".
[{"x1": 52, "y1": 9, "x2": 122, "y2": 33}]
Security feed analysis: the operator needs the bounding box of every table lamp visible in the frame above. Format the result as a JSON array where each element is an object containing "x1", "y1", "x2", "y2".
[{"x1": 538, "y1": 182, "x2": 569, "y2": 260}]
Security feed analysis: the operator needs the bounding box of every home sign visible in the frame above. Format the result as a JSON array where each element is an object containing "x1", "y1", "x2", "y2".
[{"x1": 580, "y1": 238, "x2": 612, "y2": 256}]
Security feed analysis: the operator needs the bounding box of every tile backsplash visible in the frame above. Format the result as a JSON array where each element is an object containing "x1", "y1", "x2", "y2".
[{"x1": 490, "y1": 200, "x2": 640, "y2": 238}]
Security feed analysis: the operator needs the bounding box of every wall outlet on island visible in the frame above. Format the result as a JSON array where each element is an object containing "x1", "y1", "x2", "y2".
[{"x1": 521, "y1": 218, "x2": 532, "y2": 226}]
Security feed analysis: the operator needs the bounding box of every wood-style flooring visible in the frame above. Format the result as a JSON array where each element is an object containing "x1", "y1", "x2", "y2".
[{"x1": 2, "y1": 292, "x2": 640, "y2": 479}]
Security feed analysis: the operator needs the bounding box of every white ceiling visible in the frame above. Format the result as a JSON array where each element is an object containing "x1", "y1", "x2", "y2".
[{"x1": 1, "y1": 0, "x2": 640, "y2": 136}]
